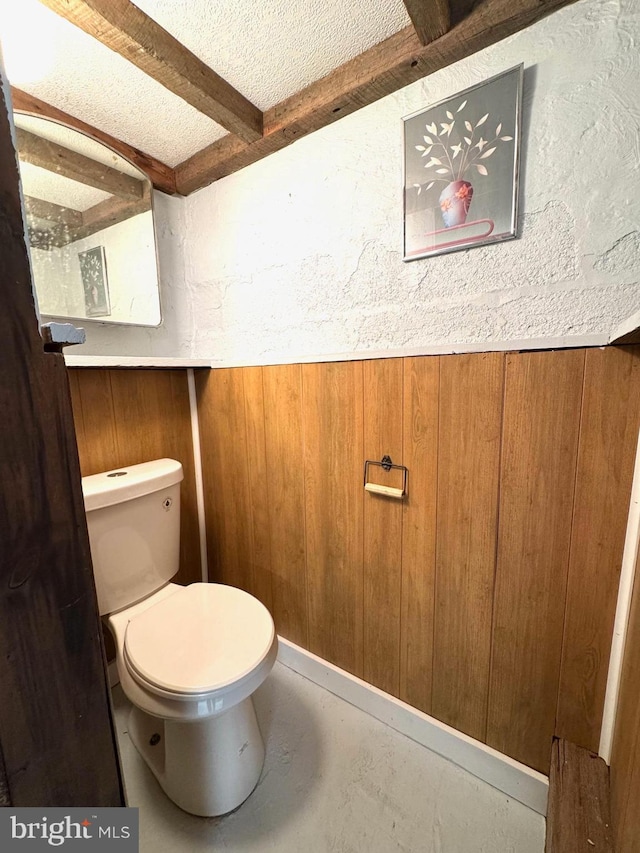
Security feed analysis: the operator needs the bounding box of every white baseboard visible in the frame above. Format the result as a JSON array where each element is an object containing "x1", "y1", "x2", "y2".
[{"x1": 277, "y1": 637, "x2": 548, "y2": 816}]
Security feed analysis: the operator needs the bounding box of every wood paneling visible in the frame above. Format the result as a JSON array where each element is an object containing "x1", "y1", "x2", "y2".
[
  {"x1": 196, "y1": 368, "x2": 255, "y2": 593},
  {"x1": 363, "y1": 358, "x2": 404, "y2": 697},
  {"x1": 400, "y1": 356, "x2": 439, "y2": 713},
  {"x1": 262, "y1": 364, "x2": 308, "y2": 647},
  {"x1": 611, "y1": 546, "x2": 640, "y2": 852},
  {"x1": 432, "y1": 352, "x2": 503, "y2": 741},
  {"x1": 557, "y1": 347, "x2": 640, "y2": 752},
  {"x1": 487, "y1": 350, "x2": 585, "y2": 773},
  {"x1": 195, "y1": 346, "x2": 640, "y2": 773},
  {"x1": 242, "y1": 367, "x2": 273, "y2": 612},
  {"x1": 69, "y1": 368, "x2": 200, "y2": 587},
  {"x1": 302, "y1": 361, "x2": 364, "y2": 676},
  {"x1": 72, "y1": 369, "x2": 119, "y2": 475},
  {"x1": 109, "y1": 370, "x2": 173, "y2": 458}
]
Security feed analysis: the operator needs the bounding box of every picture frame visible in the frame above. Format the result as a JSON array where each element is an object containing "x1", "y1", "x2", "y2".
[
  {"x1": 79, "y1": 245, "x2": 111, "y2": 318},
  {"x1": 403, "y1": 64, "x2": 523, "y2": 261}
]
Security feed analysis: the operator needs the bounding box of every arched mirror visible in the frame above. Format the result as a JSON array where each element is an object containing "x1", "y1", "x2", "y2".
[{"x1": 15, "y1": 112, "x2": 162, "y2": 327}]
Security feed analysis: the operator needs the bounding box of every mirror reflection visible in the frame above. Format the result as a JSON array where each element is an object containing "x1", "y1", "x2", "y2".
[{"x1": 16, "y1": 112, "x2": 162, "y2": 327}]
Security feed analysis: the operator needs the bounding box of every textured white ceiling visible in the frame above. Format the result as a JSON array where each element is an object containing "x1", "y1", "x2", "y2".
[
  {"x1": 1, "y1": 0, "x2": 226, "y2": 166},
  {"x1": 0, "y1": 0, "x2": 410, "y2": 167},
  {"x1": 133, "y1": 0, "x2": 412, "y2": 109}
]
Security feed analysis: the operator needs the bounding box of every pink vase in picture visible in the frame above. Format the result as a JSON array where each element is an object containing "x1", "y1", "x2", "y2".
[{"x1": 439, "y1": 180, "x2": 473, "y2": 228}]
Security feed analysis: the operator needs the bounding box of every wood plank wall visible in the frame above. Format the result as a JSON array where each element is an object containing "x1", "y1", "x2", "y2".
[
  {"x1": 68, "y1": 368, "x2": 201, "y2": 587},
  {"x1": 196, "y1": 346, "x2": 640, "y2": 774}
]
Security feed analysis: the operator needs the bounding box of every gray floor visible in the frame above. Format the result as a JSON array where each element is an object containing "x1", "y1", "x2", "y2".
[{"x1": 112, "y1": 662, "x2": 545, "y2": 852}]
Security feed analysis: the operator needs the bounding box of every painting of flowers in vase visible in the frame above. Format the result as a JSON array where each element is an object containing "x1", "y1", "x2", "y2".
[{"x1": 403, "y1": 64, "x2": 523, "y2": 261}]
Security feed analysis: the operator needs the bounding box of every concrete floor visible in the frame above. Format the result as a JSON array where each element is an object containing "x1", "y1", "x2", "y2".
[{"x1": 112, "y1": 662, "x2": 546, "y2": 852}]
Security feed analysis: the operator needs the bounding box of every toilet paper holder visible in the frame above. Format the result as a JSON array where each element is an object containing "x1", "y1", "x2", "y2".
[{"x1": 363, "y1": 456, "x2": 408, "y2": 499}]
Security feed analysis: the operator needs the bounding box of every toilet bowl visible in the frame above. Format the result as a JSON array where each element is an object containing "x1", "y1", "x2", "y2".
[{"x1": 82, "y1": 459, "x2": 278, "y2": 816}]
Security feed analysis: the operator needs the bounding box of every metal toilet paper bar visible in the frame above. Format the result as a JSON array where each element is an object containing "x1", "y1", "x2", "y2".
[{"x1": 363, "y1": 456, "x2": 408, "y2": 499}]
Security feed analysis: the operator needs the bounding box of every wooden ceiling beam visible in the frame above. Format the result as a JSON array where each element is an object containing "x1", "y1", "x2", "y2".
[
  {"x1": 69, "y1": 186, "x2": 151, "y2": 243},
  {"x1": 450, "y1": 0, "x2": 480, "y2": 25},
  {"x1": 16, "y1": 127, "x2": 144, "y2": 200},
  {"x1": 402, "y1": 1, "x2": 479, "y2": 47},
  {"x1": 38, "y1": 0, "x2": 263, "y2": 144},
  {"x1": 402, "y1": 0, "x2": 451, "y2": 46},
  {"x1": 175, "y1": 0, "x2": 579, "y2": 195},
  {"x1": 23, "y1": 195, "x2": 83, "y2": 227},
  {"x1": 11, "y1": 88, "x2": 177, "y2": 194}
]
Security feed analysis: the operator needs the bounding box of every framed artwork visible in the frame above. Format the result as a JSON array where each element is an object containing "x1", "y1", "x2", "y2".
[
  {"x1": 403, "y1": 64, "x2": 523, "y2": 261},
  {"x1": 79, "y1": 246, "x2": 111, "y2": 318}
]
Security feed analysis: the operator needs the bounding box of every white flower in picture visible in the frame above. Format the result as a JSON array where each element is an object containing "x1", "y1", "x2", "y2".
[
  {"x1": 413, "y1": 105, "x2": 513, "y2": 225},
  {"x1": 403, "y1": 65, "x2": 522, "y2": 261}
]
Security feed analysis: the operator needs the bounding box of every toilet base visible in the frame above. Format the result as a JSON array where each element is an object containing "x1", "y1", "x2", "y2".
[{"x1": 128, "y1": 697, "x2": 266, "y2": 816}]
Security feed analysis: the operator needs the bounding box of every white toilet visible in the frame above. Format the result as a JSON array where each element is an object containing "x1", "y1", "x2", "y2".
[{"x1": 82, "y1": 458, "x2": 278, "y2": 817}]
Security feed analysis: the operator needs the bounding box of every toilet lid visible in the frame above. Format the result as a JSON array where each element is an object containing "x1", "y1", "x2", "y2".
[{"x1": 124, "y1": 583, "x2": 275, "y2": 695}]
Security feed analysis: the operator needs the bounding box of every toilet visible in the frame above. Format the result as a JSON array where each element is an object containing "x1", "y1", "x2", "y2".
[{"x1": 82, "y1": 458, "x2": 278, "y2": 817}]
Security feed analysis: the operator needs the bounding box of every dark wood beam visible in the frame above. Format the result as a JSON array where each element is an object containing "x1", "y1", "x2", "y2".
[
  {"x1": 450, "y1": 0, "x2": 479, "y2": 25},
  {"x1": 175, "y1": 0, "x2": 579, "y2": 195},
  {"x1": 0, "y1": 61, "x2": 125, "y2": 809},
  {"x1": 11, "y1": 88, "x2": 177, "y2": 194},
  {"x1": 546, "y1": 738, "x2": 613, "y2": 852},
  {"x1": 39, "y1": 0, "x2": 263, "y2": 143},
  {"x1": 16, "y1": 127, "x2": 144, "y2": 200},
  {"x1": 402, "y1": 0, "x2": 451, "y2": 46},
  {"x1": 23, "y1": 195, "x2": 83, "y2": 227}
]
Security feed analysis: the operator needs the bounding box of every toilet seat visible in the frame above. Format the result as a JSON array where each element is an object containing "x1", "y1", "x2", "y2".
[{"x1": 123, "y1": 583, "x2": 276, "y2": 700}]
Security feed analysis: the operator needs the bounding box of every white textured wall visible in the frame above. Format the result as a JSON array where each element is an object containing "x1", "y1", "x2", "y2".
[{"x1": 83, "y1": 0, "x2": 640, "y2": 361}]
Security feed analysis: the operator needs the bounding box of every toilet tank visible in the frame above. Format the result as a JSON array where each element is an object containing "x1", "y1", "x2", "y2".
[{"x1": 82, "y1": 458, "x2": 184, "y2": 615}]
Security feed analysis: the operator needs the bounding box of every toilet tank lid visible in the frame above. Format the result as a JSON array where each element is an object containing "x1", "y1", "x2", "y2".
[{"x1": 82, "y1": 458, "x2": 184, "y2": 511}]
